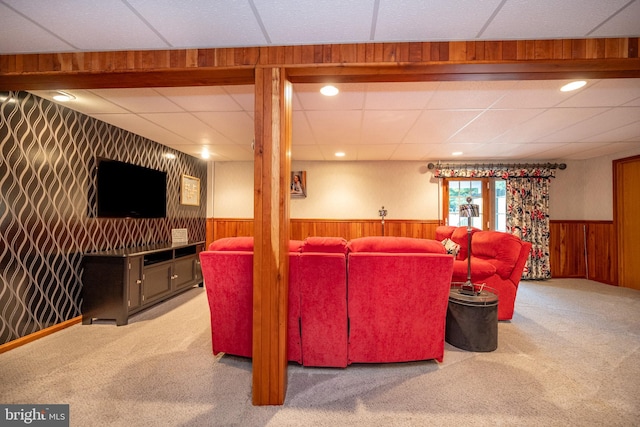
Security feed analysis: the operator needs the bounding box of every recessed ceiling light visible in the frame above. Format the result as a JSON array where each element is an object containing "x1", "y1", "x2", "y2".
[
  {"x1": 52, "y1": 91, "x2": 75, "y2": 102},
  {"x1": 452, "y1": 151, "x2": 463, "y2": 156},
  {"x1": 560, "y1": 81, "x2": 586, "y2": 92},
  {"x1": 320, "y1": 85, "x2": 339, "y2": 96},
  {"x1": 335, "y1": 152, "x2": 345, "y2": 157},
  {"x1": 201, "y1": 148, "x2": 211, "y2": 160}
]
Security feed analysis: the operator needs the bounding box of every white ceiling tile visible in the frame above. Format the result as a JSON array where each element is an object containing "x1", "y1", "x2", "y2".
[
  {"x1": 193, "y1": 112, "x2": 254, "y2": 145},
  {"x1": 356, "y1": 144, "x2": 398, "y2": 161},
  {"x1": 573, "y1": 143, "x2": 640, "y2": 159},
  {"x1": 589, "y1": 0, "x2": 640, "y2": 38},
  {"x1": 90, "y1": 113, "x2": 192, "y2": 146},
  {"x1": 305, "y1": 111, "x2": 363, "y2": 145},
  {"x1": 292, "y1": 111, "x2": 316, "y2": 145},
  {"x1": 155, "y1": 86, "x2": 247, "y2": 112},
  {"x1": 291, "y1": 145, "x2": 324, "y2": 161},
  {"x1": 493, "y1": 108, "x2": 608, "y2": 143},
  {"x1": 140, "y1": 112, "x2": 229, "y2": 144},
  {"x1": 128, "y1": 0, "x2": 267, "y2": 48},
  {"x1": 448, "y1": 109, "x2": 544, "y2": 143},
  {"x1": 4, "y1": 0, "x2": 168, "y2": 51},
  {"x1": 363, "y1": 82, "x2": 436, "y2": 110},
  {"x1": 493, "y1": 80, "x2": 577, "y2": 109},
  {"x1": 545, "y1": 142, "x2": 638, "y2": 160},
  {"x1": 317, "y1": 145, "x2": 358, "y2": 161},
  {"x1": 581, "y1": 121, "x2": 640, "y2": 143},
  {"x1": 361, "y1": 110, "x2": 422, "y2": 144},
  {"x1": 403, "y1": 110, "x2": 480, "y2": 144},
  {"x1": 389, "y1": 144, "x2": 439, "y2": 161},
  {"x1": 375, "y1": 0, "x2": 503, "y2": 41},
  {"x1": 0, "y1": 4, "x2": 74, "y2": 53},
  {"x1": 253, "y1": 0, "x2": 374, "y2": 45},
  {"x1": 427, "y1": 81, "x2": 518, "y2": 109},
  {"x1": 558, "y1": 79, "x2": 640, "y2": 108},
  {"x1": 204, "y1": 144, "x2": 254, "y2": 161},
  {"x1": 482, "y1": 0, "x2": 631, "y2": 39},
  {"x1": 539, "y1": 107, "x2": 640, "y2": 143},
  {"x1": 28, "y1": 90, "x2": 128, "y2": 114},
  {"x1": 90, "y1": 89, "x2": 184, "y2": 113},
  {"x1": 295, "y1": 84, "x2": 366, "y2": 111}
]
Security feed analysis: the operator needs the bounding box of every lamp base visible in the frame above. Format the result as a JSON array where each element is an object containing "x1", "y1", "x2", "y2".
[{"x1": 460, "y1": 281, "x2": 477, "y2": 296}]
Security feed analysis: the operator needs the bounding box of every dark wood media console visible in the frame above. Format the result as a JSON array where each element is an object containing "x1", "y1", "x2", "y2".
[{"x1": 81, "y1": 241, "x2": 205, "y2": 325}]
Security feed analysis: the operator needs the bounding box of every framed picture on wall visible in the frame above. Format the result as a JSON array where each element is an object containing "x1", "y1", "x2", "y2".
[
  {"x1": 180, "y1": 174, "x2": 200, "y2": 206},
  {"x1": 291, "y1": 171, "x2": 307, "y2": 199}
]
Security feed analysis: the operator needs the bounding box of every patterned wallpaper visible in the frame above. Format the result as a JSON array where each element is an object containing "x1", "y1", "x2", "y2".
[{"x1": 0, "y1": 91, "x2": 206, "y2": 344}]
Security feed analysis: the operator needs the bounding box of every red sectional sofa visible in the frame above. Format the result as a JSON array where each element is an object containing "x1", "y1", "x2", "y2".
[
  {"x1": 435, "y1": 226, "x2": 532, "y2": 321},
  {"x1": 346, "y1": 237, "x2": 454, "y2": 364},
  {"x1": 199, "y1": 235, "x2": 454, "y2": 367}
]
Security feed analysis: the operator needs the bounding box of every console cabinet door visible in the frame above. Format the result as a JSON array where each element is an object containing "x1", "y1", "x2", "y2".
[
  {"x1": 128, "y1": 256, "x2": 143, "y2": 310},
  {"x1": 143, "y1": 262, "x2": 172, "y2": 304},
  {"x1": 173, "y1": 256, "x2": 196, "y2": 290}
]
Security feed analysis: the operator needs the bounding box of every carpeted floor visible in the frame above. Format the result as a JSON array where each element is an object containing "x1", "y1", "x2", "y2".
[{"x1": 1, "y1": 278, "x2": 639, "y2": 426}]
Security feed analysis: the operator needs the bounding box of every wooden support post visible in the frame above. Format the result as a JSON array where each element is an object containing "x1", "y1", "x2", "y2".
[{"x1": 252, "y1": 67, "x2": 292, "y2": 405}]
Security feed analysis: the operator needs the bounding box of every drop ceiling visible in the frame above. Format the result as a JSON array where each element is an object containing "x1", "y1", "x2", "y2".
[{"x1": 2, "y1": 0, "x2": 640, "y2": 161}]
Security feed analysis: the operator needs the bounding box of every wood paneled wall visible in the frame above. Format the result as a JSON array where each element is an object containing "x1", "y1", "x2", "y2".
[
  {"x1": 549, "y1": 220, "x2": 616, "y2": 285},
  {"x1": 206, "y1": 218, "x2": 442, "y2": 248}
]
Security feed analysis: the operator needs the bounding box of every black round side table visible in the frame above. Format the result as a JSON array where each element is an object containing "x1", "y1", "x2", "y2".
[{"x1": 445, "y1": 285, "x2": 498, "y2": 352}]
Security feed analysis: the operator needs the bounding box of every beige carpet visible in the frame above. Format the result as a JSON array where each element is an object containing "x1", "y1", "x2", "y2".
[{"x1": 1, "y1": 278, "x2": 639, "y2": 426}]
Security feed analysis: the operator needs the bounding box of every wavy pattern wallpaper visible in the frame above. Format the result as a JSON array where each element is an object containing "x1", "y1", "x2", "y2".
[{"x1": 0, "y1": 91, "x2": 206, "y2": 344}]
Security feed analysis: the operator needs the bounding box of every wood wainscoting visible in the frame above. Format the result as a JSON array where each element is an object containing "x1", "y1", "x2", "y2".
[
  {"x1": 549, "y1": 220, "x2": 616, "y2": 285},
  {"x1": 207, "y1": 218, "x2": 617, "y2": 285},
  {"x1": 206, "y1": 218, "x2": 442, "y2": 249}
]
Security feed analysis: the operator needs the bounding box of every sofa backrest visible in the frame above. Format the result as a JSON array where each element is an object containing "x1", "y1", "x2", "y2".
[
  {"x1": 472, "y1": 231, "x2": 528, "y2": 279},
  {"x1": 347, "y1": 236, "x2": 446, "y2": 254}
]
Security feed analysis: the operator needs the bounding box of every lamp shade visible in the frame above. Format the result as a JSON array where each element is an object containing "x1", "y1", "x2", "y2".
[{"x1": 459, "y1": 203, "x2": 479, "y2": 218}]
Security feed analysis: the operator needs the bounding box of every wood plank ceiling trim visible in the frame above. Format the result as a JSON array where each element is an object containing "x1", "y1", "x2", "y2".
[{"x1": 1, "y1": 38, "x2": 639, "y2": 90}]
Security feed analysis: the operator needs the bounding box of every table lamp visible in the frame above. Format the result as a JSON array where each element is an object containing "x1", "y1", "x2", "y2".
[{"x1": 459, "y1": 196, "x2": 480, "y2": 295}]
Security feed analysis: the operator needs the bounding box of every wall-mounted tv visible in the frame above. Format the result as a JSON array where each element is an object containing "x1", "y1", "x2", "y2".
[{"x1": 96, "y1": 157, "x2": 167, "y2": 218}]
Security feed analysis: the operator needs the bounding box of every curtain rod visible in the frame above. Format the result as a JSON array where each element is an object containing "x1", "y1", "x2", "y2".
[{"x1": 427, "y1": 162, "x2": 567, "y2": 170}]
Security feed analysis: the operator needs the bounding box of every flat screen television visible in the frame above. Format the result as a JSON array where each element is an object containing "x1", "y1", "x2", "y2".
[{"x1": 96, "y1": 157, "x2": 167, "y2": 218}]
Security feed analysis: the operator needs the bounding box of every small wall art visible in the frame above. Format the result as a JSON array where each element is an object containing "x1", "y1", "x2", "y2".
[
  {"x1": 290, "y1": 170, "x2": 307, "y2": 199},
  {"x1": 180, "y1": 174, "x2": 200, "y2": 206}
]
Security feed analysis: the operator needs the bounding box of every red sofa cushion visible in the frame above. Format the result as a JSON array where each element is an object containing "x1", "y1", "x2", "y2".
[
  {"x1": 208, "y1": 236, "x2": 254, "y2": 251},
  {"x1": 347, "y1": 236, "x2": 446, "y2": 254},
  {"x1": 451, "y1": 258, "x2": 497, "y2": 282},
  {"x1": 302, "y1": 236, "x2": 348, "y2": 254},
  {"x1": 289, "y1": 239, "x2": 304, "y2": 252}
]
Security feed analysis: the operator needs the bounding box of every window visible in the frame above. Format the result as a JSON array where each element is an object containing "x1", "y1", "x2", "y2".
[{"x1": 443, "y1": 179, "x2": 506, "y2": 231}]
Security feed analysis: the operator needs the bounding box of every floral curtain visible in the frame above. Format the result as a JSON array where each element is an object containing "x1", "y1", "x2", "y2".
[{"x1": 433, "y1": 165, "x2": 555, "y2": 280}]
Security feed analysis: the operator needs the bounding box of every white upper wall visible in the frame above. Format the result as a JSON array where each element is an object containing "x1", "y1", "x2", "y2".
[
  {"x1": 550, "y1": 146, "x2": 640, "y2": 221},
  {"x1": 209, "y1": 148, "x2": 640, "y2": 221}
]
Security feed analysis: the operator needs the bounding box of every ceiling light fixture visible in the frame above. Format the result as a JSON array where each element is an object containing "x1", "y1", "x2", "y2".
[
  {"x1": 52, "y1": 91, "x2": 75, "y2": 102},
  {"x1": 320, "y1": 85, "x2": 339, "y2": 96},
  {"x1": 201, "y1": 148, "x2": 211, "y2": 160},
  {"x1": 560, "y1": 80, "x2": 587, "y2": 92},
  {"x1": 335, "y1": 152, "x2": 345, "y2": 157},
  {"x1": 452, "y1": 151, "x2": 463, "y2": 156}
]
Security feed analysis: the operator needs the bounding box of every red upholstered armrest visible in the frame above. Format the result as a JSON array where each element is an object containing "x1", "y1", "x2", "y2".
[{"x1": 347, "y1": 236, "x2": 446, "y2": 254}]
